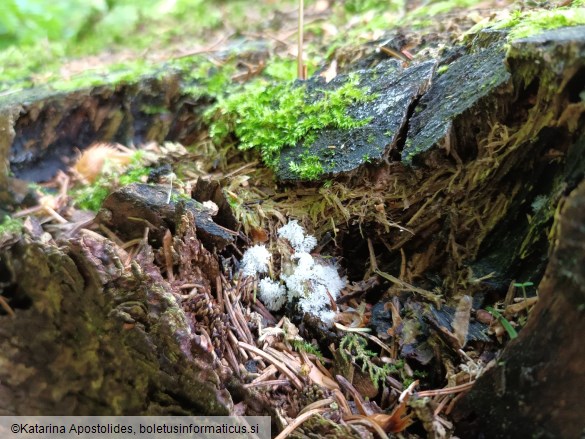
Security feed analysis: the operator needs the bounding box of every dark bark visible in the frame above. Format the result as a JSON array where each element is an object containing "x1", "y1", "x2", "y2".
[
  {"x1": 0, "y1": 71, "x2": 210, "y2": 207},
  {"x1": 452, "y1": 178, "x2": 585, "y2": 439}
]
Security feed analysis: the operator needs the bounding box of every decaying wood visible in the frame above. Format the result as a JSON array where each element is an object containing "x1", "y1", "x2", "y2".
[
  {"x1": 0, "y1": 70, "x2": 210, "y2": 207},
  {"x1": 0, "y1": 218, "x2": 232, "y2": 415},
  {"x1": 0, "y1": 13, "x2": 584, "y2": 437},
  {"x1": 98, "y1": 183, "x2": 235, "y2": 250},
  {"x1": 452, "y1": 177, "x2": 585, "y2": 438}
]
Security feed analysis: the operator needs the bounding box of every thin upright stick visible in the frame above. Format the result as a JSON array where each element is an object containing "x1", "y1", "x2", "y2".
[{"x1": 297, "y1": 0, "x2": 304, "y2": 79}]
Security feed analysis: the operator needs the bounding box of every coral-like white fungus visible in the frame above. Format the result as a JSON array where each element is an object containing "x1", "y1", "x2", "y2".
[
  {"x1": 242, "y1": 221, "x2": 346, "y2": 326},
  {"x1": 241, "y1": 245, "x2": 271, "y2": 277},
  {"x1": 277, "y1": 220, "x2": 317, "y2": 253},
  {"x1": 258, "y1": 278, "x2": 287, "y2": 311},
  {"x1": 289, "y1": 260, "x2": 345, "y2": 324}
]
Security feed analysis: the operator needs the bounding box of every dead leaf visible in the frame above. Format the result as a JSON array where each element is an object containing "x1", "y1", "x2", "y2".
[
  {"x1": 320, "y1": 60, "x2": 337, "y2": 83},
  {"x1": 452, "y1": 295, "x2": 472, "y2": 349},
  {"x1": 368, "y1": 397, "x2": 414, "y2": 433}
]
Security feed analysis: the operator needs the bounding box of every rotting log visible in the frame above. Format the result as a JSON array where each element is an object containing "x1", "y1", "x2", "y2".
[
  {"x1": 0, "y1": 219, "x2": 232, "y2": 415},
  {"x1": 98, "y1": 183, "x2": 234, "y2": 250},
  {"x1": 0, "y1": 67, "x2": 212, "y2": 208},
  {"x1": 0, "y1": 19, "x2": 584, "y2": 431},
  {"x1": 452, "y1": 177, "x2": 585, "y2": 439}
]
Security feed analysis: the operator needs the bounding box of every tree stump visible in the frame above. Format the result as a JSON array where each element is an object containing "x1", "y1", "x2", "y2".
[
  {"x1": 452, "y1": 176, "x2": 585, "y2": 438},
  {"x1": 0, "y1": 217, "x2": 232, "y2": 415}
]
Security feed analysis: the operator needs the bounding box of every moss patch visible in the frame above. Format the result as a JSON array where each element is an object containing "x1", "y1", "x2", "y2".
[
  {"x1": 466, "y1": 6, "x2": 585, "y2": 42},
  {"x1": 0, "y1": 215, "x2": 22, "y2": 235},
  {"x1": 499, "y1": 8, "x2": 585, "y2": 40},
  {"x1": 72, "y1": 155, "x2": 151, "y2": 212},
  {"x1": 206, "y1": 74, "x2": 374, "y2": 180}
]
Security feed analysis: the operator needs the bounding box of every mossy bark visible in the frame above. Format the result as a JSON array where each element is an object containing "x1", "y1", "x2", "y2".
[
  {"x1": 0, "y1": 229, "x2": 231, "y2": 415},
  {"x1": 0, "y1": 108, "x2": 19, "y2": 207},
  {"x1": 452, "y1": 177, "x2": 585, "y2": 439},
  {"x1": 2, "y1": 72, "x2": 209, "y2": 186}
]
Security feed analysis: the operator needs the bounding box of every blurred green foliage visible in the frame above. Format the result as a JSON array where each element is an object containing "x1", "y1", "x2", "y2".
[
  {"x1": 0, "y1": 0, "x2": 217, "y2": 50},
  {"x1": 0, "y1": 0, "x2": 235, "y2": 92}
]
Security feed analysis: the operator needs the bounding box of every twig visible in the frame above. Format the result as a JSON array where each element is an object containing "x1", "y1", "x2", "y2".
[
  {"x1": 416, "y1": 381, "x2": 474, "y2": 398},
  {"x1": 244, "y1": 379, "x2": 291, "y2": 388},
  {"x1": 162, "y1": 229, "x2": 174, "y2": 283},
  {"x1": 0, "y1": 296, "x2": 16, "y2": 318},
  {"x1": 274, "y1": 408, "x2": 326, "y2": 439},
  {"x1": 224, "y1": 300, "x2": 248, "y2": 348},
  {"x1": 216, "y1": 276, "x2": 224, "y2": 312},
  {"x1": 334, "y1": 322, "x2": 371, "y2": 333},
  {"x1": 251, "y1": 364, "x2": 278, "y2": 383},
  {"x1": 346, "y1": 417, "x2": 390, "y2": 439},
  {"x1": 223, "y1": 287, "x2": 249, "y2": 343},
  {"x1": 331, "y1": 388, "x2": 352, "y2": 416},
  {"x1": 336, "y1": 375, "x2": 373, "y2": 416},
  {"x1": 367, "y1": 238, "x2": 378, "y2": 273},
  {"x1": 98, "y1": 224, "x2": 126, "y2": 247},
  {"x1": 297, "y1": 0, "x2": 305, "y2": 80},
  {"x1": 238, "y1": 342, "x2": 303, "y2": 390},
  {"x1": 224, "y1": 339, "x2": 240, "y2": 376},
  {"x1": 360, "y1": 332, "x2": 394, "y2": 358},
  {"x1": 375, "y1": 269, "x2": 442, "y2": 306},
  {"x1": 299, "y1": 398, "x2": 334, "y2": 415},
  {"x1": 399, "y1": 380, "x2": 419, "y2": 403},
  {"x1": 227, "y1": 321, "x2": 249, "y2": 359}
]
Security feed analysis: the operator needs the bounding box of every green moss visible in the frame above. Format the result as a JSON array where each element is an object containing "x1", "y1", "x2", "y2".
[
  {"x1": 0, "y1": 215, "x2": 22, "y2": 235},
  {"x1": 437, "y1": 65, "x2": 450, "y2": 75},
  {"x1": 72, "y1": 157, "x2": 150, "y2": 212},
  {"x1": 496, "y1": 8, "x2": 585, "y2": 40},
  {"x1": 289, "y1": 155, "x2": 324, "y2": 180},
  {"x1": 207, "y1": 73, "x2": 373, "y2": 179},
  {"x1": 264, "y1": 57, "x2": 315, "y2": 82},
  {"x1": 344, "y1": 0, "x2": 404, "y2": 14},
  {"x1": 290, "y1": 339, "x2": 323, "y2": 360},
  {"x1": 339, "y1": 334, "x2": 394, "y2": 389},
  {"x1": 73, "y1": 183, "x2": 111, "y2": 212},
  {"x1": 405, "y1": 0, "x2": 484, "y2": 21},
  {"x1": 183, "y1": 59, "x2": 237, "y2": 99},
  {"x1": 170, "y1": 192, "x2": 191, "y2": 203},
  {"x1": 466, "y1": 6, "x2": 585, "y2": 42},
  {"x1": 140, "y1": 104, "x2": 169, "y2": 115}
]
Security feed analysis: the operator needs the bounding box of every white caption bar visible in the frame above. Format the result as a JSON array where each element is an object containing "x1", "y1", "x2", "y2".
[{"x1": 0, "y1": 416, "x2": 270, "y2": 439}]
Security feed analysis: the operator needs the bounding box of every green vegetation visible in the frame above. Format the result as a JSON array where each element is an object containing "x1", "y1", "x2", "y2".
[
  {"x1": 72, "y1": 158, "x2": 150, "y2": 211},
  {"x1": 486, "y1": 306, "x2": 519, "y2": 340},
  {"x1": 207, "y1": 73, "x2": 373, "y2": 180},
  {"x1": 343, "y1": 0, "x2": 403, "y2": 14},
  {"x1": 465, "y1": 6, "x2": 585, "y2": 42},
  {"x1": 289, "y1": 155, "x2": 324, "y2": 180},
  {"x1": 513, "y1": 281, "x2": 535, "y2": 302},
  {"x1": 405, "y1": 0, "x2": 483, "y2": 20},
  {"x1": 339, "y1": 334, "x2": 394, "y2": 389},
  {"x1": 437, "y1": 65, "x2": 450, "y2": 75},
  {"x1": 0, "y1": 0, "x2": 296, "y2": 93},
  {"x1": 0, "y1": 215, "x2": 22, "y2": 235},
  {"x1": 495, "y1": 8, "x2": 585, "y2": 40},
  {"x1": 290, "y1": 339, "x2": 324, "y2": 360}
]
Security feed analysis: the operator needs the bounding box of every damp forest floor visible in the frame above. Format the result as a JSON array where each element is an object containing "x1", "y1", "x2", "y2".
[{"x1": 2, "y1": 1, "x2": 585, "y2": 438}]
